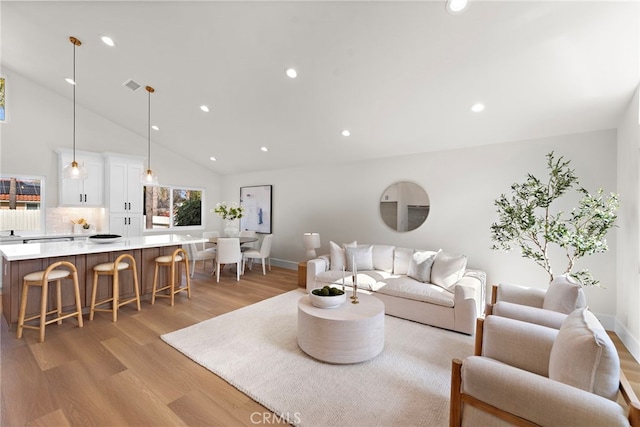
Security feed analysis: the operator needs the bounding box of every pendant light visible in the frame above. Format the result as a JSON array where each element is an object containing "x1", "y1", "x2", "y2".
[
  {"x1": 141, "y1": 85, "x2": 159, "y2": 185},
  {"x1": 62, "y1": 36, "x2": 87, "y2": 180}
]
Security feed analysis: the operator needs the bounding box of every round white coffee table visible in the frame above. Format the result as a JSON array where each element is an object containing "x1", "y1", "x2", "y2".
[{"x1": 297, "y1": 293, "x2": 385, "y2": 364}]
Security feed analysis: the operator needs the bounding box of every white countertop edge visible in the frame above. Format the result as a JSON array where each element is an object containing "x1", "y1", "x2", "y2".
[{"x1": 0, "y1": 234, "x2": 207, "y2": 261}]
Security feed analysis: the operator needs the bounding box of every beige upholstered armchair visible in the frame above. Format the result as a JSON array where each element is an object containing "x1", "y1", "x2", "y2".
[
  {"x1": 450, "y1": 311, "x2": 640, "y2": 427},
  {"x1": 486, "y1": 274, "x2": 587, "y2": 329}
]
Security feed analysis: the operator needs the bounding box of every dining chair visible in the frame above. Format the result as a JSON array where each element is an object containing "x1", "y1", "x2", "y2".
[
  {"x1": 243, "y1": 234, "x2": 273, "y2": 275},
  {"x1": 215, "y1": 237, "x2": 242, "y2": 282},
  {"x1": 184, "y1": 242, "x2": 217, "y2": 278},
  {"x1": 239, "y1": 230, "x2": 257, "y2": 252},
  {"x1": 201, "y1": 231, "x2": 220, "y2": 268}
]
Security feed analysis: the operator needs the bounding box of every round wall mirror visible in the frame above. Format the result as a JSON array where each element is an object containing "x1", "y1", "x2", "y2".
[{"x1": 380, "y1": 181, "x2": 430, "y2": 232}]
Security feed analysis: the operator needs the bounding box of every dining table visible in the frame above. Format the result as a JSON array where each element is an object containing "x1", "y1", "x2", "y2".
[
  {"x1": 207, "y1": 236, "x2": 259, "y2": 275},
  {"x1": 208, "y1": 236, "x2": 259, "y2": 245}
]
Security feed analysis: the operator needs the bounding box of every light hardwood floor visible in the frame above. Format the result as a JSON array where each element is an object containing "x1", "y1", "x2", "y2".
[{"x1": 1, "y1": 263, "x2": 639, "y2": 426}]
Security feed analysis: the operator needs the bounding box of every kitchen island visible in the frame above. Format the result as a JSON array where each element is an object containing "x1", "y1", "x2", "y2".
[{"x1": 1, "y1": 234, "x2": 206, "y2": 327}]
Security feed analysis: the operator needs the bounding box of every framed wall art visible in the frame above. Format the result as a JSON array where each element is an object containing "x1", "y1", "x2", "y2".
[{"x1": 240, "y1": 185, "x2": 272, "y2": 234}]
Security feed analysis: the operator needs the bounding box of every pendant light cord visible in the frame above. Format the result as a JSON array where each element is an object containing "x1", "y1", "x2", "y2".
[
  {"x1": 69, "y1": 36, "x2": 81, "y2": 164},
  {"x1": 147, "y1": 88, "x2": 151, "y2": 171},
  {"x1": 72, "y1": 39, "x2": 77, "y2": 163},
  {"x1": 145, "y1": 85, "x2": 155, "y2": 173}
]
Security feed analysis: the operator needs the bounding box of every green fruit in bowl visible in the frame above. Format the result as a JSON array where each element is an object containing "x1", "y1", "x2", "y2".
[{"x1": 312, "y1": 287, "x2": 344, "y2": 297}]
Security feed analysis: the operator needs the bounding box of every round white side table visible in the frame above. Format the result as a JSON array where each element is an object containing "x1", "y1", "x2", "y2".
[{"x1": 297, "y1": 293, "x2": 385, "y2": 364}]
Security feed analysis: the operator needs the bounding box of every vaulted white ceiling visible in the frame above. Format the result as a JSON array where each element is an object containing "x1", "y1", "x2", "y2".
[{"x1": 2, "y1": 1, "x2": 639, "y2": 174}]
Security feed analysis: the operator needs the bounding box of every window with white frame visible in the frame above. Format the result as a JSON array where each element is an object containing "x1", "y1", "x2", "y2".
[{"x1": 143, "y1": 185, "x2": 203, "y2": 230}]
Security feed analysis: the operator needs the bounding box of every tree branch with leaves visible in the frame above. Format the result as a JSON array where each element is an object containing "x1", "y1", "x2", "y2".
[{"x1": 490, "y1": 152, "x2": 619, "y2": 287}]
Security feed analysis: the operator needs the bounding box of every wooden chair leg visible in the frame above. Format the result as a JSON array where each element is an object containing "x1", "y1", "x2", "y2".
[
  {"x1": 17, "y1": 280, "x2": 30, "y2": 339},
  {"x1": 151, "y1": 263, "x2": 159, "y2": 304},
  {"x1": 450, "y1": 359, "x2": 463, "y2": 427},
  {"x1": 132, "y1": 264, "x2": 141, "y2": 312},
  {"x1": 112, "y1": 269, "x2": 119, "y2": 323},
  {"x1": 56, "y1": 279, "x2": 63, "y2": 325},
  {"x1": 72, "y1": 271, "x2": 83, "y2": 328},
  {"x1": 90, "y1": 270, "x2": 99, "y2": 321},
  {"x1": 38, "y1": 280, "x2": 48, "y2": 343},
  {"x1": 184, "y1": 259, "x2": 191, "y2": 299},
  {"x1": 169, "y1": 262, "x2": 176, "y2": 307}
]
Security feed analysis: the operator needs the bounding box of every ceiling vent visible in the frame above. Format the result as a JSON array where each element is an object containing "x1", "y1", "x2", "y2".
[{"x1": 122, "y1": 78, "x2": 141, "y2": 92}]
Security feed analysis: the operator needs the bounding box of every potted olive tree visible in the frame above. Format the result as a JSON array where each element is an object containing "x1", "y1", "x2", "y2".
[{"x1": 490, "y1": 152, "x2": 619, "y2": 287}]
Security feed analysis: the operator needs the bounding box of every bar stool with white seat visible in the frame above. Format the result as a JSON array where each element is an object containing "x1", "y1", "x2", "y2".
[
  {"x1": 17, "y1": 261, "x2": 84, "y2": 343},
  {"x1": 151, "y1": 247, "x2": 191, "y2": 306},
  {"x1": 90, "y1": 253, "x2": 141, "y2": 322}
]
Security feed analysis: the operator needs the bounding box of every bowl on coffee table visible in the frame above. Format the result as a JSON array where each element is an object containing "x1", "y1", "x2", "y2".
[{"x1": 309, "y1": 286, "x2": 347, "y2": 308}]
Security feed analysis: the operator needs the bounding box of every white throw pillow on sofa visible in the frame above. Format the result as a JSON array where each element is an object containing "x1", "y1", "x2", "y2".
[
  {"x1": 345, "y1": 245, "x2": 374, "y2": 271},
  {"x1": 430, "y1": 251, "x2": 467, "y2": 291},
  {"x1": 407, "y1": 250, "x2": 438, "y2": 283},
  {"x1": 372, "y1": 245, "x2": 395, "y2": 273},
  {"x1": 329, "y1": 240, "x2": 357, "y2": 271}
]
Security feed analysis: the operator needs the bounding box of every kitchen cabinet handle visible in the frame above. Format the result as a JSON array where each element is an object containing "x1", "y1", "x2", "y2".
[
  {"x1": 128, "y1": 202, "x2": 131, "y2": 210},
  {"x1": 80, "y1": 194, "x2": 83, "y2": 203},
  {"x1": 84, "y1": 194, "x2": 87, "y2": 202},
  {"x1": 124, "y1": 202, "x2": 127, "y2": 211},
  {"x1": 124, "y1": 217, "x2": 127, "y2": 225}
]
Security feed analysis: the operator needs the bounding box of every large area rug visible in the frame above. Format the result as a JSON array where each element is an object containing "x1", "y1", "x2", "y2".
[{"x1": 161, "y1": 290, "x2": 474, "y2": 427}]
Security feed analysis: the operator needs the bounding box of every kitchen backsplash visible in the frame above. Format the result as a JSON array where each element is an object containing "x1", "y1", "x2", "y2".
[{"x1": 46, "y1": 207, "x2": 106, "y2": 234}]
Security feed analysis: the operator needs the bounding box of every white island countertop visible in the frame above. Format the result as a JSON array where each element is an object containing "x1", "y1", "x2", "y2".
[{"x1": 0, "y1": 234, "x2": 206, "y2": 261}]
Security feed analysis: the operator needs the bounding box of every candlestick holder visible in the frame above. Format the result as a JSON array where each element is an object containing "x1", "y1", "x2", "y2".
[{"x1": 351, "y1": 273, "x2": 359, "y2": 304}]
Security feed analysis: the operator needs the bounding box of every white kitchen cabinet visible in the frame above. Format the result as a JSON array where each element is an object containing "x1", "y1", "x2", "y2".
[
  {"x1": 57, "y1": 149, "x2": 104, "y2": 207},
  {"x1": 105, "y1": 155, "x2": 144, "y2": 237},
  {"x1": 108, "y1": 213, "x2": 143, "y2": 238}
]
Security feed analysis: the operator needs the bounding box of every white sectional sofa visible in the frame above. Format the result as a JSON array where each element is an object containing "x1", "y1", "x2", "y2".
[{"x1": 306, "y1": 242, "x2": 486, "y2": 335}]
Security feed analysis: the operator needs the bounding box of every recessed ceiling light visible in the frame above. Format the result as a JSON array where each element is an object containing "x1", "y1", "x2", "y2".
[
  {"x1": 261, "y1": 146, "x2": 268, "y2": 152},
  {"x1": 210, "y1": 156, "x2": 217, "y2": 161},
  {"x1": 341, "y1": 129, "x2": 351, "y2": 137},
  {"x1": 470, "y1": 103, "x2": 485, "y2": 113},
  {"x1": 151, "y1": 125, "x2": 159, "y2": 131},
  {"x1": 65, "y1": 78, "x2": 76, "y2": 85},
  {"x1": 200, "y1": 105, "x2": 210, "y2": 112},
  {"x1": 100, "y1": 35, "x2": 116, "y2": 47},
  {"x1": 446, "y1": 0, "x2": 469, "y2": 14},
  {"x1": 285, "y1": 68, "x2": 298, "y2": 79}
]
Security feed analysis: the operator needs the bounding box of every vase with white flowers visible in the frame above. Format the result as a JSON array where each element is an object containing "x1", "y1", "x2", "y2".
[{"x1": 213, "y1": 202, "x2": 244, "y2": 237}]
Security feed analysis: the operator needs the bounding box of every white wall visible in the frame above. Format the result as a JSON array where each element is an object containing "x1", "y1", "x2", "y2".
[
  {"x1": 616, "y1": 87, "x2": 640, "y2": 361},
  {"x1": 0, "y1": 68, "x2": 223, "y2": 231},
  {"x1": 3, "y1": 67, "x2": 636, "y2": 355},
  {"x1": 222, "y1": 130, "x2": 619, "y2": 316}
]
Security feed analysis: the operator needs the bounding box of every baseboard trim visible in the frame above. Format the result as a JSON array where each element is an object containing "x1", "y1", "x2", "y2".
[
  {"x1": 614, "y1": 318, "x2": 640, "y2": 364},
  {"x1": 270, "y1": 258, "x2": 298, "y2": 271}
]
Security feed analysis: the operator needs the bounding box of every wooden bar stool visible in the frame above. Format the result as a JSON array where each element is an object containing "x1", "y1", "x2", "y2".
[
  {"x1": 151, "y1": 248, "x2": 191, "y2": 306},
  {"x1": 17, "y1": 261, "x2": 84, "y2": 343},
  {"x1": 90, "y1": 253, "x2": 141, "y2": 322}
]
